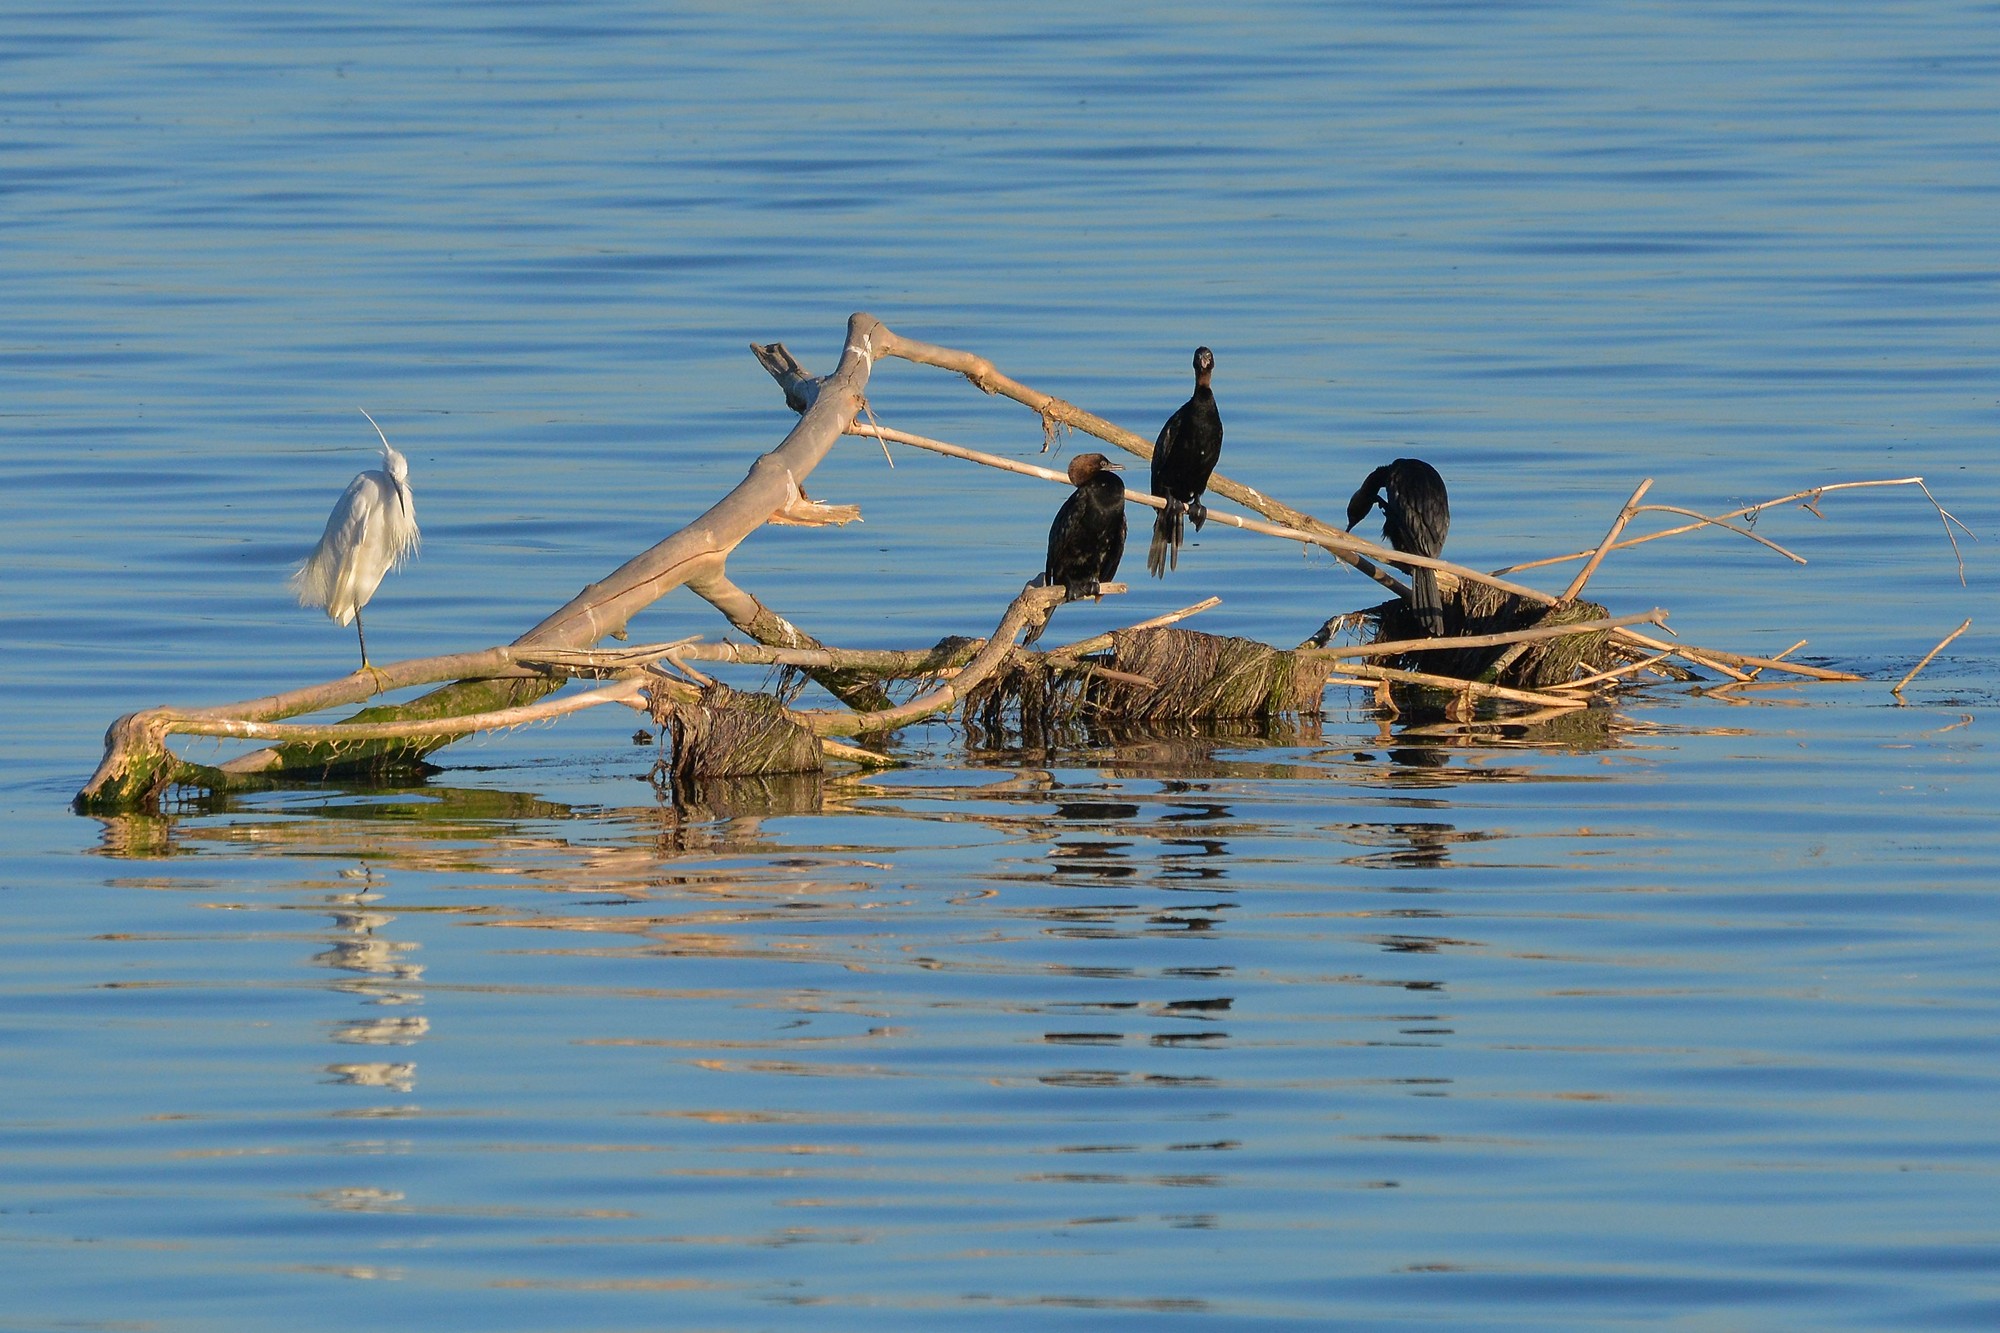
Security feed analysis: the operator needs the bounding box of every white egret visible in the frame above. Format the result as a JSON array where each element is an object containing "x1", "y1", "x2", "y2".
[{"x1": 291, "y1": 409, "x2": 420, "y2": 672}]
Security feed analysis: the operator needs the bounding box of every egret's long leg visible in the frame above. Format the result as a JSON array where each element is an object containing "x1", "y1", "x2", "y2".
[{"x1": 354, "y1": 610, "x2": 388, "y2": 696}]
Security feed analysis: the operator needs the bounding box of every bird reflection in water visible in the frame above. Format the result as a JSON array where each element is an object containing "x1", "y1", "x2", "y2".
[
  {"x1": 1047, "y1": 798, "x2": 1141, "y2": 881},
  {"x1": 1032, "y1": 790, "x2": 1241, "y2": 1136},
  {"x1": 310, "y1": 866, "x2": 427, "y2": 1095}
]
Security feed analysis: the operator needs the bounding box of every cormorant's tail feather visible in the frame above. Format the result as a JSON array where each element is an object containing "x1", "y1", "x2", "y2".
[
  {"x1": 1410, "y1": 568, "x2": 1444, "y2": 636},
  {"x1": 1147, "y1": 504, "x2": 1183, "y2": 578}
]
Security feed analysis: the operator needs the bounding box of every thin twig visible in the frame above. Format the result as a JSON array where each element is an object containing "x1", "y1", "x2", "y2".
[
  {"x1": 1550, "y1": 651, "x2": 1677, "y2": 693},
  {"x1": 854, "y1": 421, "x2": 1562, "y2": 602},
  {"x1": 1561, "y1": 479, "x2": 1653, "y2": 603},
  {"x1": 1327, "y1": 663, "x2": 1587, "y2": 710},
  {"x1": 1632, "y1": 505, "x2": 1804, "y2": 563},
  {"x1": 1046, "y1": 596, "x2": 1222, "y2": 659},
  {"x1": 847, "y1": 419, "x2": 1410, "y2": 596},
  {"x1": 1496, "y1": 477, "x2": 1958, "y2": 576},
  {"x1": 1914, "y1": 479, "x2": 1974, "y2": 586},
  {"x1": 1318, "y1": 610, "x2": 1666, "y2": 660},
  {"x1": 1892, "y1": 619, "x2": 1971, "y2": 695}
]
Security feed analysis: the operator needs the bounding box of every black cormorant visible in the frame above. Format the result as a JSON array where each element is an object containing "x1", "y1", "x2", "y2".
[
  {"x1": 1347, "y1": 458, "x2": 1451, "y2": 635},
  {"x1": 1028, "y1": 453, "x2": 1127, "y2": 645},
  {"x1": 1146, "y1": 346, "x2": 1223, "y2": 577},
  {"x1": 1045, "y1": 452, "x2": 1127, "y2": 597}
]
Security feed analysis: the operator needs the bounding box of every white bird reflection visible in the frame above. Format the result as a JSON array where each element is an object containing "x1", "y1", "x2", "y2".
[
  {"x1": 313, "y1": 872, "x2": 427, "y2": 1095},
  {"x1": 324, "y1": 1063, "x2": 417, "y2": 1092}
]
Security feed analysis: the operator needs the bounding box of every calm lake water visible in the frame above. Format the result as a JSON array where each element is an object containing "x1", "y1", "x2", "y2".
[{"x1": 4, "y1": 2, "x2": 1997, "y2": 1328}]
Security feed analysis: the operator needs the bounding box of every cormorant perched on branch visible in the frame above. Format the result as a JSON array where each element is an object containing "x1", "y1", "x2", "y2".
[
  {"x1": 1045, "y1": 452, "x2": 1127, "y2": 597},
  {"x1": 1347, "y1": 458, "x2": 1451, "y2": 635},
  {"x1": 1146, "y1": 346, "x2": 1222, "y2": 577},
  {"x1": 1028, "y1": 452, "x2": 1126, "y2": 646}
]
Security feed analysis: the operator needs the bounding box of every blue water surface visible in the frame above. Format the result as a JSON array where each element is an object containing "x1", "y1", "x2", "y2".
[{"x1": 2, "y1": 3, "x2": 1996, "y2": 1328}]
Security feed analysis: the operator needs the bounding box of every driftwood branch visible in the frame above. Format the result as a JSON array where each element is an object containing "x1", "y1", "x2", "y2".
[
  {"x1": 82, "y1": 315, "x2": 1943, "y2": 813},
  {"x1": 684, "y1": 568, "x2": 894, "y2": 711},
  {"x1": 1562, "y1": 479, "x2": 1653, "y2": 604},
  {"x1": 750, "y1": 340, "x2": 1886, "y2": 693},
  {"x1": 846, "y1": 421, "x2": 1422, "y2": 595},
  {"x1": 1326, "y1": 663, "x2": 1586, "y2": 711},
  {"x1": 1495, "y1": 477, "x2": 1969, "y2": 582},
  {"x1": 810, "y1": 346, "x2": 1407, "y2": 591},
  {"x1": 1320, "y1": 610, "x2": 1667, "y2": 661},
  {"x1": 1892, "y1": 619, "x2": 1971, "y2": 695},
  {"x1": 795, "y1": 584, "x2": 1093, "y2": 737}
]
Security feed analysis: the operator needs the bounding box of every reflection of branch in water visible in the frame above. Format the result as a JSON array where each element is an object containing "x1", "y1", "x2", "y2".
[
  {"x1": 1328, "y1": 820, "x2": 1492, "y2": 873},
  {"x1": 1046, "y1": 839, "x2": 1138, "y2": 881}
]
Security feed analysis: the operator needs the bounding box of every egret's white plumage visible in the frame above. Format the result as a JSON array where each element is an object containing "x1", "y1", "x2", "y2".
[{"x1": 291, "y1": 409, "x2": 419, "y2": 667}]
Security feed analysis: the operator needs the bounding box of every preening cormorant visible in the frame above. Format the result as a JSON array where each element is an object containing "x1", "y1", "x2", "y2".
[
  {"x1": 1146, "y1": 346, "x2": 1223, "y2": 577},
  {"x1": 1027, "y1": 453, "x2": 1127, "y2": 645},
  {"x1": 1347, "y1": 458, "x2": 1450, "y2": 635}
]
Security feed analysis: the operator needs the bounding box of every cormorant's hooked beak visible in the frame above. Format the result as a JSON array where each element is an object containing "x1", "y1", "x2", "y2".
[{"x1": 1102, "y1": 460, "x2": 1123, "y2": 471}]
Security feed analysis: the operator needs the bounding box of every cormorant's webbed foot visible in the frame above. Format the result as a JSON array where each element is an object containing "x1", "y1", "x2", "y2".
[{"x1": 1188, "y1": 499, "x2": 1208, "y2": 533}]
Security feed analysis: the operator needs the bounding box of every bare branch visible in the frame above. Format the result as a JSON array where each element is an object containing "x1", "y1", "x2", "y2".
[
  {"x1": 798, "y1": 584, "x2": 1087, "y2": 737},
  {"x1": 848, "y1": 421, "x2": 1450, "y2": 599},
  {"x1": 1327, "y1": 663, "x2": 1587, "y2": 711},
  {"x1": 1318, "y1": 610, "x2": 1667, "y2": 661},
  {"x1": 684, "y1": 568, "x2": 894, "y2": 711},
  {"x1": 1561, "y1": 479, "x2": 1653, "y2": 604},
  {"x1": 1913, "y1": 478, "x2": 1974, "y2": 586},
  {"x1": 1046, "y1": 597, "x2": 1223, "y2": 660},
  {"x1": 1633, "y1": 505, "x2": 1805, "y2": 563},
  {"x1": 1892, "y1": 618, "x2": 1971, "y2": 695},
  {"x1": 1550, "y1": 651, "x2": 1677, "y2": 693},
  {"x1": 1496, "y1": 477, "x2": 1961, "y2": 576}
]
